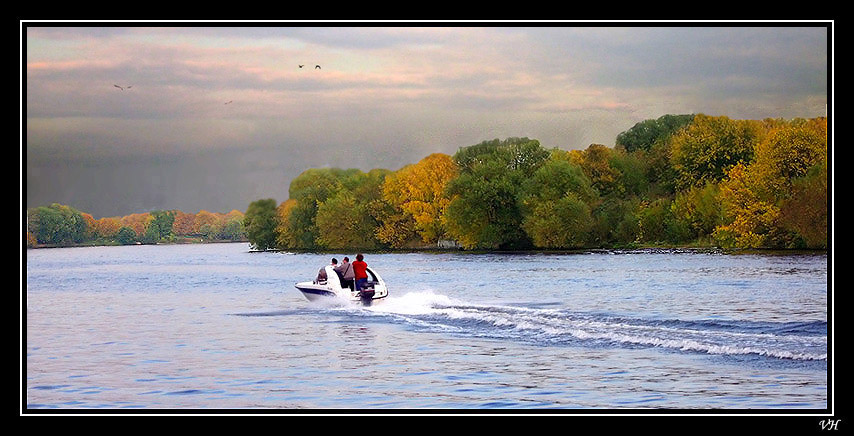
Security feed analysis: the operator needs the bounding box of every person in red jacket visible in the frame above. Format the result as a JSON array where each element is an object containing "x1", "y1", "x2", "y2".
[{"x1": 352, "y1": 253, "x2": 368, "y2": 291}]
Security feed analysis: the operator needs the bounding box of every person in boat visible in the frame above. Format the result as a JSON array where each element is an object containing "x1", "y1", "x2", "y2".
[
  {"x1": 352, "y1": 253, "x2": 368, "y2": 291},
  {"x1": 335, "y1": 256, "x2": 355, "y2": 291},
  {"x1": 315, "y1": 258, "x2": 338, "y2": 283}
]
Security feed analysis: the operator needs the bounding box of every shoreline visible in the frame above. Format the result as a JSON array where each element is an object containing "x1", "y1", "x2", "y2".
[{"x1": 25, "y1": 238, "x2": 828, "y2": 256}]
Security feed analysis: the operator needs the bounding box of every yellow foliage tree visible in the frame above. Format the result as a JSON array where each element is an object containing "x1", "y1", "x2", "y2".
[
  {"x1": 713, "y1": 118, "x2": 827, "y2": 249},
  {"x1": 713, "y1": 163, "x2": 780, "y2": 249},
  {"x1": 274, "y1": 199, "x2": 297, "y2": 249},
  {"x1": 568, "y1": 144, "x2": 622, "y2": 196},
  {"x1": 749, "y1": 117, "x2": 827, "y2": 200},
  {"x1": 669, "y1": 114, "x2": 764, "y2": 190},
  {"x1": 380, "y1": 153, "x2": 458, "y2": 245}
]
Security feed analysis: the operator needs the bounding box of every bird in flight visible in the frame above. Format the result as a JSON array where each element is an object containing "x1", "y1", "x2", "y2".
[
  {"x1": 224, "y1": 100, "x2": 233, "y2": 105},
  {"x1": 114, "y1": 84, "x2": 124, "y2": 91},
  {"x1": 315, "y1": 65, "x2": 321, "y2": 69},
  {"x1": 299, "y1": 65, "x2": 304, "y2": 68}
]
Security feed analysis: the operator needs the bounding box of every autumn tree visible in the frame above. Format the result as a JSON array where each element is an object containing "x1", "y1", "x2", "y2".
[
  {"x1": 219, "y1": 210, "x2": 246, "y2": 240},
  {"x1": 121, "y1": 213, "x2": 152, "y2": 238},
  {"x1": 172, "y1": 211, "x2": 196, "y2": 236},
  {"x1": 713, "y1": 118, "x2": 827, "y2": 249},
  {"x1": 274, "y1": 199, "x2": 298, "y2": 249},
  {"x1": 749, "y1": 117, "x2": 827, "y2": 199},
  {"x1": 713, "y1": 163, "x2": 780, "y2": 249},
  {"x1": 378, "y1": 153, "x2": 458, "y2": 246},
  {"x1": 669, "y1": 114, "x2": 764, "y2": 190},
  {"x1": 81, "y1": 213, "x2": 98, "y2": 240},
  {"x1": 95, "y1": 216, "x2": 122, "y2": 239}
]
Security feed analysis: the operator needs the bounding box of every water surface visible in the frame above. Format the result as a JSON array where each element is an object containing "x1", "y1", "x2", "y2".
[{"x1": 25, "y1": 243, "x2": 828, "y2": 410}]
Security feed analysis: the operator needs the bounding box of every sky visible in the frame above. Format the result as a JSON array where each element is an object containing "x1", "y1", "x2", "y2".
[{"x1": 24, "y1": 23, "x2": 830, "y2": 218}]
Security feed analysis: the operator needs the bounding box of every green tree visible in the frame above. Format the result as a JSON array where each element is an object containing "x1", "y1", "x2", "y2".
[
  {"x1": 638, "y1": 198, "x2": 691, "y2": 245},
  {"x1": 444, "y1": 138, "x2": 549, "y2": 249},
  {"x1": 27, "y1": 203, "x2": 87, "y2": 245},
  {"x1": 518, "y1": 157, "x2": 596, "y2": 248},
  {"x1": 115, "y1": 226, "x2": 137, "y2": 245},
  {"x1": 523, "y1": 194, "x2": 593, "y2": 248},
  {"x1": 218, "y1": 218, "x2": 245, "y2": 240},
  {"x1": 244, "y1": 198, "x2": 278, "y2": 251},
  {"x1": 147, "y1": 210, "x2": 176, "y2": 242},
  {"x1": 279, "y1": 168, "x2": 352, "y2": 249},
  {"x1": 615, "y1": 114, "x2": 694, "y2": 195},
  {"x1": 609, "y1": 149, "x2": 649, "y2": 197},
  {"x1": 671, "y1": 182, "x2": 723, "y2": 239},
  {"x1": 444, "y1": 159, "x2": 527, "y2": 249},
  {"x1": 453, "y1": 137, "x2": 549, "y2": 176},
  {"x1": 141, "y1": 222, "x2": 161, "y2": 244},
  {"x1": 779, "y1": 161, "x2": 827, "y2": 248},
  {"x1": 616, "y1": 114, "x2": 695, "y2": 153},
  {"x1": 315, "y1": 191, "x2": 382, "y2": 249},
  {"x1": 591, "y1": 197, "x2": 641, "y2": 247}
]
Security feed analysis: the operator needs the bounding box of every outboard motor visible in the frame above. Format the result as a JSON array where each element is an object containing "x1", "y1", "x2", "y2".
[{"x1": 359, "y1": 282, "x2": 375, "y2": 306}]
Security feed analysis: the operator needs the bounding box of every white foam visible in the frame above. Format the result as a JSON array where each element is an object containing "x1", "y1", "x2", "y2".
[
  {"x1": 357, "y1": 290, "x2": 826, "y2": 361},
  {"x1": 367, "y1": 289, "x2": 458, "y2": 315}
]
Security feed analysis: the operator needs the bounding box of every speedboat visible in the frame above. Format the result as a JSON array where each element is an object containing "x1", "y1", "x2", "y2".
[{"x1": 295, "y1": 265, "x2": 389, "y2": 306}]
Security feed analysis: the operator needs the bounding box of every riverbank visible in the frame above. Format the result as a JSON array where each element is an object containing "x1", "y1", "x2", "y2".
[
  {"x1": 25, "y1": 236, "x2": 828, "y2": 256},
  {"x1": 25, "y1": 236, "x2": 249, "y2": 250}
]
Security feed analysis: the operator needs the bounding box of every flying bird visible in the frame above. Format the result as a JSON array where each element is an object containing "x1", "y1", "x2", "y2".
[
  {"x1": 113, "y1": 84, "x2": 124, "y2": 91},
  {"x1": 299, "y1": 65, "x2": 304, "y2": 68},
  {"x1": 315, "y1": 65, "x2": 321, "y2": 69},
  {"x1": 224, "y1": 100, "x2": 233, "y2": 105}
]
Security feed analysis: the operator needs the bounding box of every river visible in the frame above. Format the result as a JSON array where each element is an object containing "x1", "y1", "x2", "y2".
[{"x1": 24, "y1": 243, "x2": 829, "y2": 411}]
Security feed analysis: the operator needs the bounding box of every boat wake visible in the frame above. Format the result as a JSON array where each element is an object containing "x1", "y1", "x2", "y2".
[{"x1": 341, "y1": 290, "x2": 827, "y2": 362}]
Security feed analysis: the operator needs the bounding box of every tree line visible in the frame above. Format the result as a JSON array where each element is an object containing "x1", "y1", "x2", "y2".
[
  {"x1": 243, "y1": 114, "x2": 827, "y2": 252},
  {"x1": 26, "y1": 207, "x2": 247, "y2": 247},
  {"x1": 27, "y1": 113, "x2": 827, "y2": 252}
]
